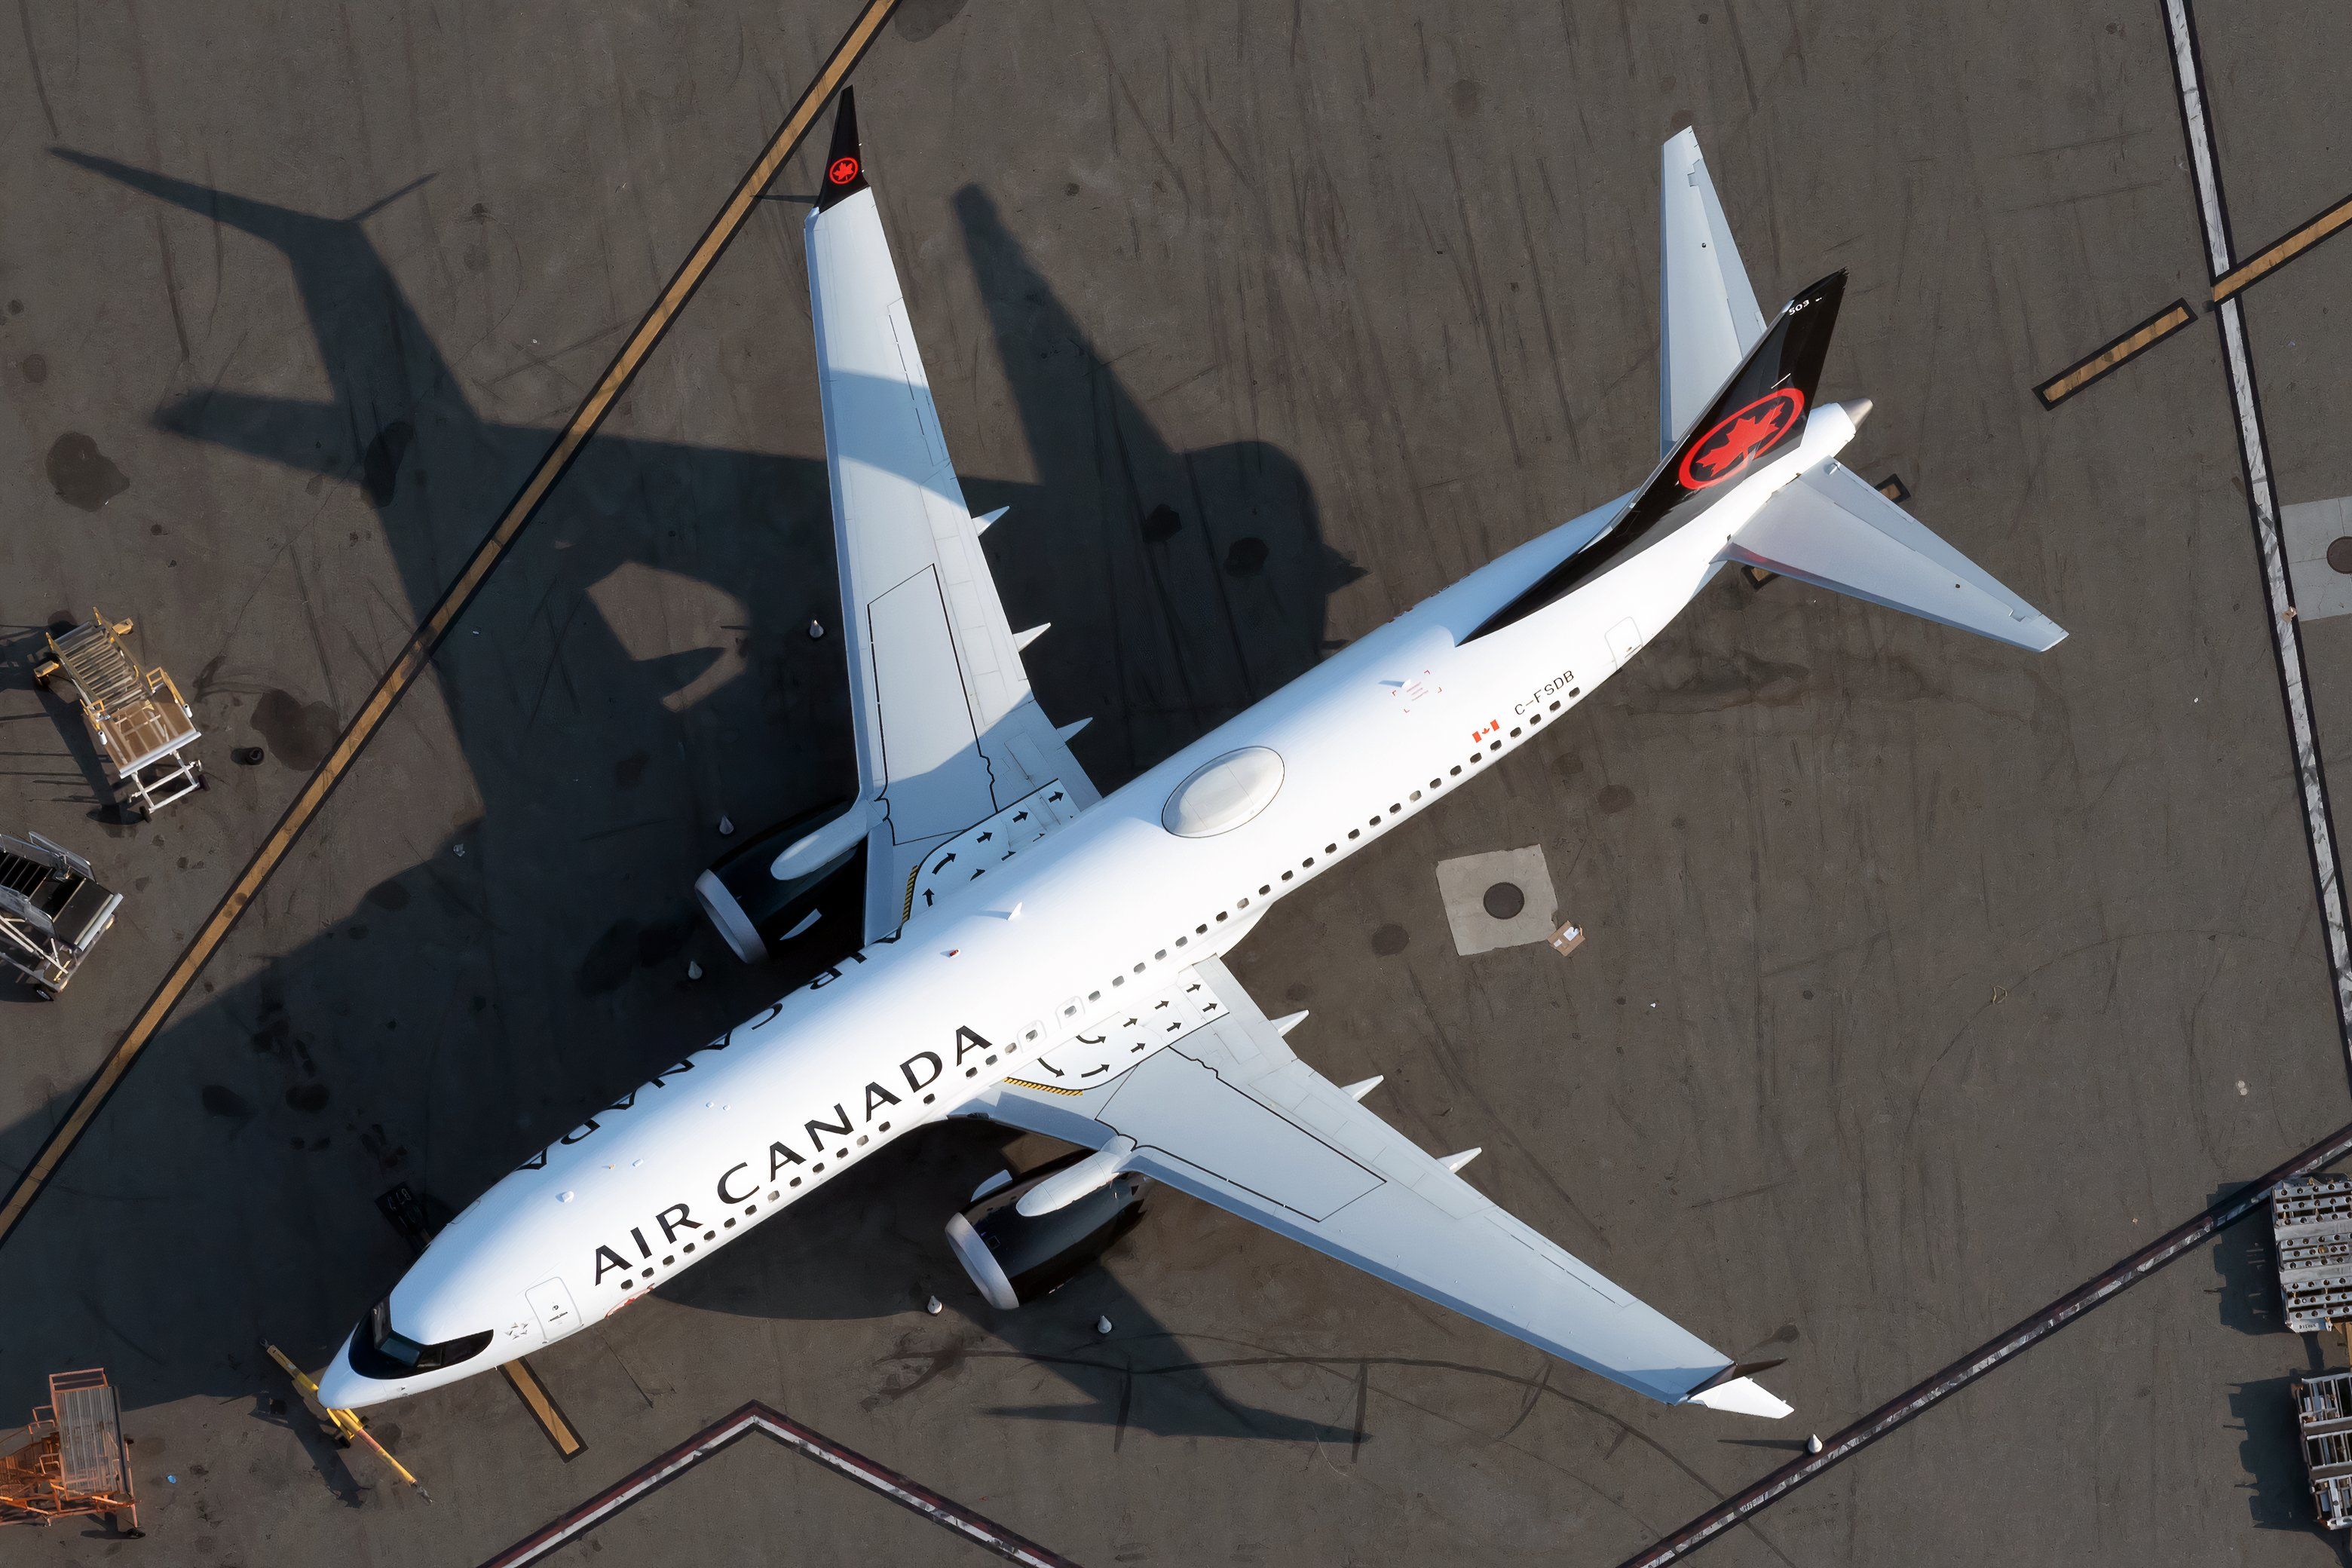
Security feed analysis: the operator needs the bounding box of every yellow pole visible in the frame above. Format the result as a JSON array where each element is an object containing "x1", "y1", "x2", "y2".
[{"x1": 262, "y1": 1343, "x2": 430, "y2": 1502}]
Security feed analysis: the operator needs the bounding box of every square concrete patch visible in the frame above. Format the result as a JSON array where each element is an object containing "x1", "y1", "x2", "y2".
[
  {"x1": 1435, "y1": 846, "x2": 1560, "y2": 956},
  {"x1": 2283, "y1": 496, "x2": 2352, "y2": 620}
]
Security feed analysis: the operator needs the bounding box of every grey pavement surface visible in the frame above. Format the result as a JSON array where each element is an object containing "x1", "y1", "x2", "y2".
[{"x1": 4, "y1": 2, "x2": 2352, "y2": 1564}]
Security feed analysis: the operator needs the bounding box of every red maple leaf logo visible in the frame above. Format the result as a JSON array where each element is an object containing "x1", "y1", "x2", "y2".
[
  {"x1": 1692, "y1": 412, "x2": 1779, "y2": 479},
  {"x1": 1679, "y1": 389, "x2": 1805, "y2": 489}
]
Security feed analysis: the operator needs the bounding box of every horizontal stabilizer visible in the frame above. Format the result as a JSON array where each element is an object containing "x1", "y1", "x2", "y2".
[
  {"x1": 1660, "y1": 128, "x2": 1768, "y2": 455},
  {"x1": 1721, "y1": 462, "x2": 2066, "y2": 651}
]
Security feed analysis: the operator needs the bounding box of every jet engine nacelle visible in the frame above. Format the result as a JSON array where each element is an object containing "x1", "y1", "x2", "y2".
[
  {"x1": 943, "y1": 1151, "x2": 1149, "y2": 1309},
  {"x1": 693, "y1": 798, "x2": 870, "y2": 963}
]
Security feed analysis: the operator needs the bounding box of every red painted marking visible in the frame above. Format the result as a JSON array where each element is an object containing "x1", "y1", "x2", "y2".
[
  {"x1": 1678, "y1": 388, "x2": 1805, "y2": 489},
  {"x1": 828, "y1": 155, "x2": 861, "y2": 185}
]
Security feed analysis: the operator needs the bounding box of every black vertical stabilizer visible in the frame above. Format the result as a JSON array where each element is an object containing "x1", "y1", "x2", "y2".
[
  {"x1": 1626, "y1": 269, "x2": 1845, "y2": 532},
  {"x1": 1468, "y1": 269, "x2": 1846, "y2": 640},
  {"x1": 815, "y1": 87, "x2": 868, "y2": 213}
]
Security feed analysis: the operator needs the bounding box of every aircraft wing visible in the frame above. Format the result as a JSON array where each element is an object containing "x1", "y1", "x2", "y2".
[
  {"x1": 966, "y1": 957, "x2": 1790, "y2": 1416},
  {"x1": 806, "y1": 93, "x2": 1098, "y2": 941}
]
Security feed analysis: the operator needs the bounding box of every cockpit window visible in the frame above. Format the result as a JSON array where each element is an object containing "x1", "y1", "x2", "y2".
[{"x1": 348, "y1": 1297, "x2": 494, "y2": 1380}]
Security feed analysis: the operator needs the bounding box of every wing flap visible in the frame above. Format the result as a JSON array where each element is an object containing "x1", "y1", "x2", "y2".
[
  {"x1": 865, "y1": 568, "x2": 994, "y2": 841},
  {"x1": 1104, "y1": 1048, "x2": 1382, "y2": 1221}
]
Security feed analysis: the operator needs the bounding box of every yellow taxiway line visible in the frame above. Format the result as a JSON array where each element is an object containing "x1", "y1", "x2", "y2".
[
  {"x1": 2034, "y1": 299, "x2": 2196, "y2": 409},
  {"x1": 501, "y1": 1358, "x2": 587, "y2": 1460},
  {"x1": 2212, "y1": 192, "x2": 2352, "y2": 305}
]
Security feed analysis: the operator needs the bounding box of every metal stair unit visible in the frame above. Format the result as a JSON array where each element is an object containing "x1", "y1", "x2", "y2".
[
  {"x1": 0, "y1": 1369, "x2": 140, "y2": 1535},
  {"x1": 2274, "y1": 1174, "x2": 2352, "y2": 1529},
  {"x1": 2274, "y1": 1174, "x2": 2352, "y2": 1333},
  {"x1": 32, "y1": 609, "x2": 205, "y2": 820},
  {"x1": 2297, "y1": 1372, "x2": 2352, "y2": 1531},
  {"x1": 0, "y1": 832, "x2": 122, "y2": 1000}
]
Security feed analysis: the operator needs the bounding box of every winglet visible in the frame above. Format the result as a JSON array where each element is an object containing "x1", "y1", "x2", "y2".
[
  {"x1": 1683, "y1": 1358, "x2": 1793, "y2": 1418},
  {"x1": 1686, "y1": 1375, "x2": 1793, "y2": 1419},
  {"x1": 816, "y1": 87, "x2": 868, "y2": 213}
]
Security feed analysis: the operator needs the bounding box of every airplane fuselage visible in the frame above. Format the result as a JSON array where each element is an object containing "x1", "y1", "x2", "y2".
[{"x1": 317, "y1": 403, "x2": 1864, "y2": 1409}]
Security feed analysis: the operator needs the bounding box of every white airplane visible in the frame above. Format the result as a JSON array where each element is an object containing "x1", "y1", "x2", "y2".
[{"x1": 314, "y1": 93, "x2": 2063, "y2": 1418}]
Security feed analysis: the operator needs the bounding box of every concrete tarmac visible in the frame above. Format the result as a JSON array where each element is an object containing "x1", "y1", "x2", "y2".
[{"x1": 4, "y1": 2, "x2": 2351, "y2": 1563}]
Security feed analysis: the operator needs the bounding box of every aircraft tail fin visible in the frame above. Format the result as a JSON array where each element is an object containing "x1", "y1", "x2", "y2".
[
  {"x1": 1720, "y1": 464, "x2": 2068, "y2": 651},
  {"x1": 1630, "y1": 268, "x2": 1845, "y2": 536},
  {"x1": 1467, "y1": 268, "x2": 1845, "y2": 640}
]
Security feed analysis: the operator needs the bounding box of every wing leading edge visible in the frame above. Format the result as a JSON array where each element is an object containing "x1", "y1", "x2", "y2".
[
  {"x1": 805, "y1": 92, "x2": 1098, "y2": 941},
  {"x1": 969, "y1": 959, "x2": 1790, "y2": 1416}
]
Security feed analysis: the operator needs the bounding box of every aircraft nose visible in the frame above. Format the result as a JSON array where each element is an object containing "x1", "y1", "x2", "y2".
[{"x1": 310, "y1": 1334, "x2": 368, "y2": 1411}]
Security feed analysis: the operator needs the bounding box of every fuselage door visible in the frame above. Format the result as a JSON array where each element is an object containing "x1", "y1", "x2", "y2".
[{"x1": 526, "y1": 1276, "x2": 581, "y2": 1343}]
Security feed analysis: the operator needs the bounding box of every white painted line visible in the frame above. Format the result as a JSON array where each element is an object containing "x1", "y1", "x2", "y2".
[
  {"x1": 2165, "y1": 0, "x2": 2232, "y2": 276},
  {"x1": 2164, "y1": 0, "x2": 2352, "y2": 1059}
]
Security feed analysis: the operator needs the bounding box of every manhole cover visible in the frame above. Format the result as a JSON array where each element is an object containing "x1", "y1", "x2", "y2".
[
  {"x1": 1482, "y1": 882, "x2": 1525, "y2": 920},
  {"x1": 2329, "y1": 536, "x2": 2352, "y2": 576}
]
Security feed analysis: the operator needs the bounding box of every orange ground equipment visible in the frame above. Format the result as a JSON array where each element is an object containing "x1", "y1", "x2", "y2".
[{"x1": 0, "y1": 1368, "x2": 141, "y2": 1535}]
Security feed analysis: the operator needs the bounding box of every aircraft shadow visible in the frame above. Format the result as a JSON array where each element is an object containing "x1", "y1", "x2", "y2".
[
  {"x1": 664, "y1": 1125, "x2": 1349, "y2": 1444},
  {"x1": 0, "y1": 149, "x2": 1356, "y2": 1447}
]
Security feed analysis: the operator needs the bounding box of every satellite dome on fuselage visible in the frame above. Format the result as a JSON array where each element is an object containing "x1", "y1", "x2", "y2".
[{"x1": 1161, "y1": 747, "x2": 1285, "y2": 837}]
